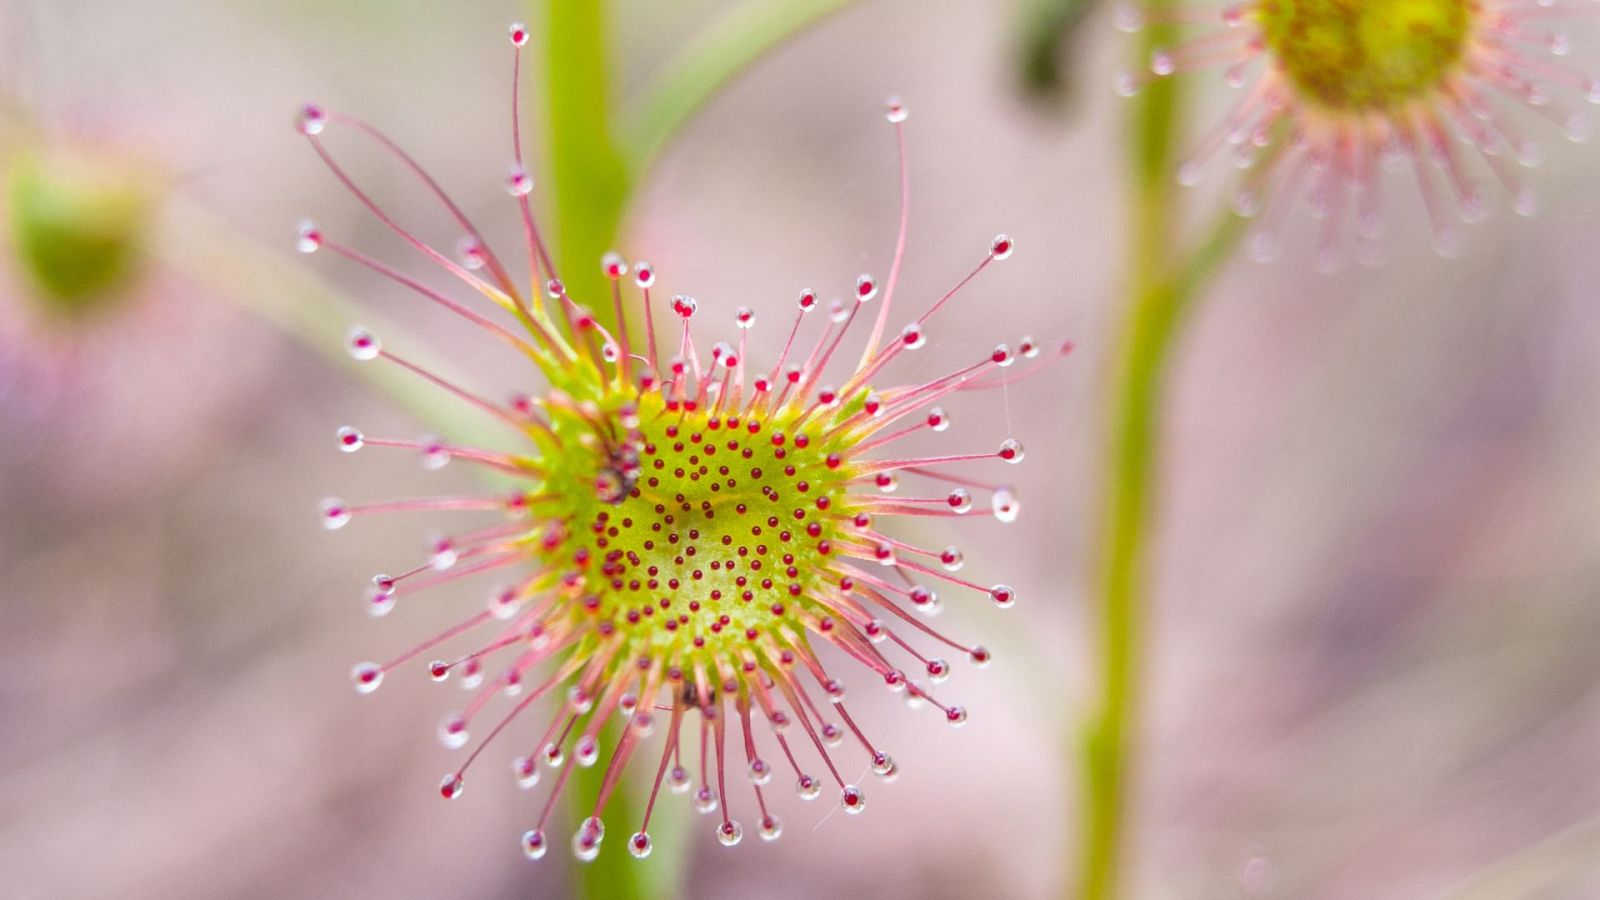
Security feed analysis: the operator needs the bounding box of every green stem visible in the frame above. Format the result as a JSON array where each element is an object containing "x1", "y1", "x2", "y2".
[
  {"x1": 544, "y1": 0, "x2": 631, "y2": 330},
  {"x1": 541, "y1": 5, "x2": 657, "y2": 897},
  {"x1": 1075, "y1": 4, "x2": 1246, "y2": 896}
]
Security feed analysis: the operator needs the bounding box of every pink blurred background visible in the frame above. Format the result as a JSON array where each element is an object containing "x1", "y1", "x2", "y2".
[{"x1": 2, "y1": 1, "x2": 1598, "y2": 898}]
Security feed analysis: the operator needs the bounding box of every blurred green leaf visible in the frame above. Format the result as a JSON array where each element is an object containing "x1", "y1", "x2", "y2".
[
  {"x1": 1015, "y1": 0, "x2": 1102, "y2": 106},
  {"x1": 6, "y1": 149, "x2": 153, "y2": 316},
  {"x1": 624, "y1": 0, "x2": 859, "y2": 171}
]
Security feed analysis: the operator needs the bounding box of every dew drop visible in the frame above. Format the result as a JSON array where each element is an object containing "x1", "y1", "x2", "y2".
[
  {"x1": 947, "y1": 706, "x2": 969, "y2": 726},
  {"x1": 884, "y1": 669, "x2": 907, "y2": 692},
  {"x1": 346, "y1": 328, "x2": 380, "y2": 361},
  {"x1": 351, "y1": 661, "x2": 383, "y2": 693},
  {"x1": 798, "y1": 288, "x2": 818, "y2": 311},
  {"x1": 989, "y1": 234, "x2": 1014, "y2": 260},
  {"x1": 694, "y1": 786, "x2": 719, "y2": 814},
  {"x1": 796, "y1": 775, "x2": 822, "y2": 800},
  {"x1": 884, "y1": 96, "x2": 908, "y2": 124},
  {"x1": 628, "y1": 831, "x2": 653, "y2": 859},
  {"x1": 998, "y1": 438, "x2": 1025, "y2": 463},
  {"x1": 874, "y1": 541, "x2": 897, "y2": 565},
  {"x1": 759, "y1": 815, "x2": 783, "y2": 842},
  {"x1": 927, "y1": 659, "x2": 951, "y2": 683},
  {"x1": 508, "y1": 22, "x2": 529, "y2": 46},
  {"x1": 871, "y1": 751, "x2": 895, "y2": 776},
  {"x1": 429, "y1": 536, "x2": 458, "y2": 571},
  {"x1": 856, "y1": 274, "x2": 878, "y2": 303},
  {"x1": 900, "y1": 322, "x2": 926, "y2": 348},
  {"x1": 545, "y1": 278, "x2": 565, "y2": 299},
  {"x1": 748, "y1": 758, "x2": 772, "y2": 785},
  {"x1": 668, "y1": 765, "x2": 691, "y2": 794},
  {"x1": 366, "y1": 579, "x2": 396, "y2": 616},
  {"x1": 575, "y1": 734, "x2": 600, "y2": 767},
  {"x1": 321, "y1": 498, "x2": 351, "y2": 530},
  {"x1": 634, "y1": 261, "x2": 656, "y2": 288},
  {"x1": 716, "y1": 820, "x2": 744, "y2": 847},
  {"x1": 429, "y1": 660, "x2": 451, "y2": 682},
  {"x1": 927, "y1": 407, "x2": 949, "y2": 431},
  {"x1": 488, "y1": 586, "x2": 521, "y2": 619},
  {"x1": 671, "y1": 294, "x2": 698, "y2": 319},
  {"x1": 522, "y1": 829, "x2": 547, "y2": 860},
  {"x1": 632, "y1": 711, "x2": 655, "y2": 736},
  {"x1": 439, "y1": 713, "x2": 470, "y2": 749},
  {"x1": 568, "y1": 685, "x2": 594, "y2": 714},
  {"x1": 573, "y1": 819, "x2": 603, "y2": 862},
  {"x1": 455, "y1": 235, "x2": 486, "y2": 269},
  {"x1": 829, "y1": 298, "x2": 849, "y2": 323},
  {"x1": 822, "y1": 722, "x2": 844, "y2": 747},
  {"x1": 512, "y1": 755, "x2": 541, "y2": 789},
  {"x1": 992, "y1": 486, "x2": 1021, "y2": 523},
  {"x1": 601, "y1": 252, "x2": 627, "y2": 279},
  {"x1": 1150, "y1": 50, "x2": 1175, "y2": 76},
  {"x1": 1112, "y1": 4, "x2": 1142, "y2": 32},
  {"x1": 335, "y1": 426, "x2": 363, "y2": 452},
  {"x1": 940, "y1": 546, "x2": 965, "y2": 571},
  {"x1": 841, "y1": 785, "x2": 866, "y2": 815},
  {"x1": 989, "y1": 584, "x2": 1017, "y2": 608},
  {"x1": 507, "y1": 164, "x2": 534, "y2": 196},
  {"x1": 969, "y1": 645, "x2": 992, "y2": 667},
  {"x1": 992, "y1": 343, "x2": 1014, "y2": 366},
  {"x1": 946, "y1": 489, "x2": 972, "y2": 514},
  {"x1": 439, "y1": 773, "x2": 465, "y2": 799},
  {"x1": 296, "y1": 103, "x2": 327, "y2": 136},
  {"x1": 735, "y1": 306, "x2": 755, "y2": 329},
  {"x1": 297, "y1": 220, "x2": 322, "y2": 253}
]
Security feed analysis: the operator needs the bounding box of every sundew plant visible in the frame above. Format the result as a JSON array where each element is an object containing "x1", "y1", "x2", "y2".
[
  {"x1": 271, "y1": 3, "x2": 1600, "y2": 899},
  {"x1": 301, "y1": 24, "x2": 1058, "y2": 862}
]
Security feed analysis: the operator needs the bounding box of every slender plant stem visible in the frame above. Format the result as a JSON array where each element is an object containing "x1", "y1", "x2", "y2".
[
  {"x1": 1075, "y1": 3, "x2": 1245, "y2": 895},
  {"x1": 540, "y1": 5, "x2": 660, "y2": 896},
  {"x1": 545, "y1": 0, "x2": 631, "y2": 330}
]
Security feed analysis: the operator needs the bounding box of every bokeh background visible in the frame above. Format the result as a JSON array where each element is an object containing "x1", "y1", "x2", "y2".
[{"x1": 2, "y1": 1, "x2": 1598, "y2": 898}]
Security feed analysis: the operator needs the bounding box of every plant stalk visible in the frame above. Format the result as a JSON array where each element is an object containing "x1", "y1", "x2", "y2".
[{"x1": 1076, "y1": 3, "x2": 1190, "y2": 896}]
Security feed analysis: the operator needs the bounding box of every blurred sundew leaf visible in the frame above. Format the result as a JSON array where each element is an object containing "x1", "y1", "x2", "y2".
[
  {"x1": 167, "y1": 200, "x2": 508, "y2": 456},
  {"x1": 6, "y1": 148, "x2": 154, "y2": 316},
  {"x1": 622, "y1": 0, "x2": 860, "y2": 171},
  {"x1": 1015, "y1": 0, "x2": 1103, "y2": 107}
]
